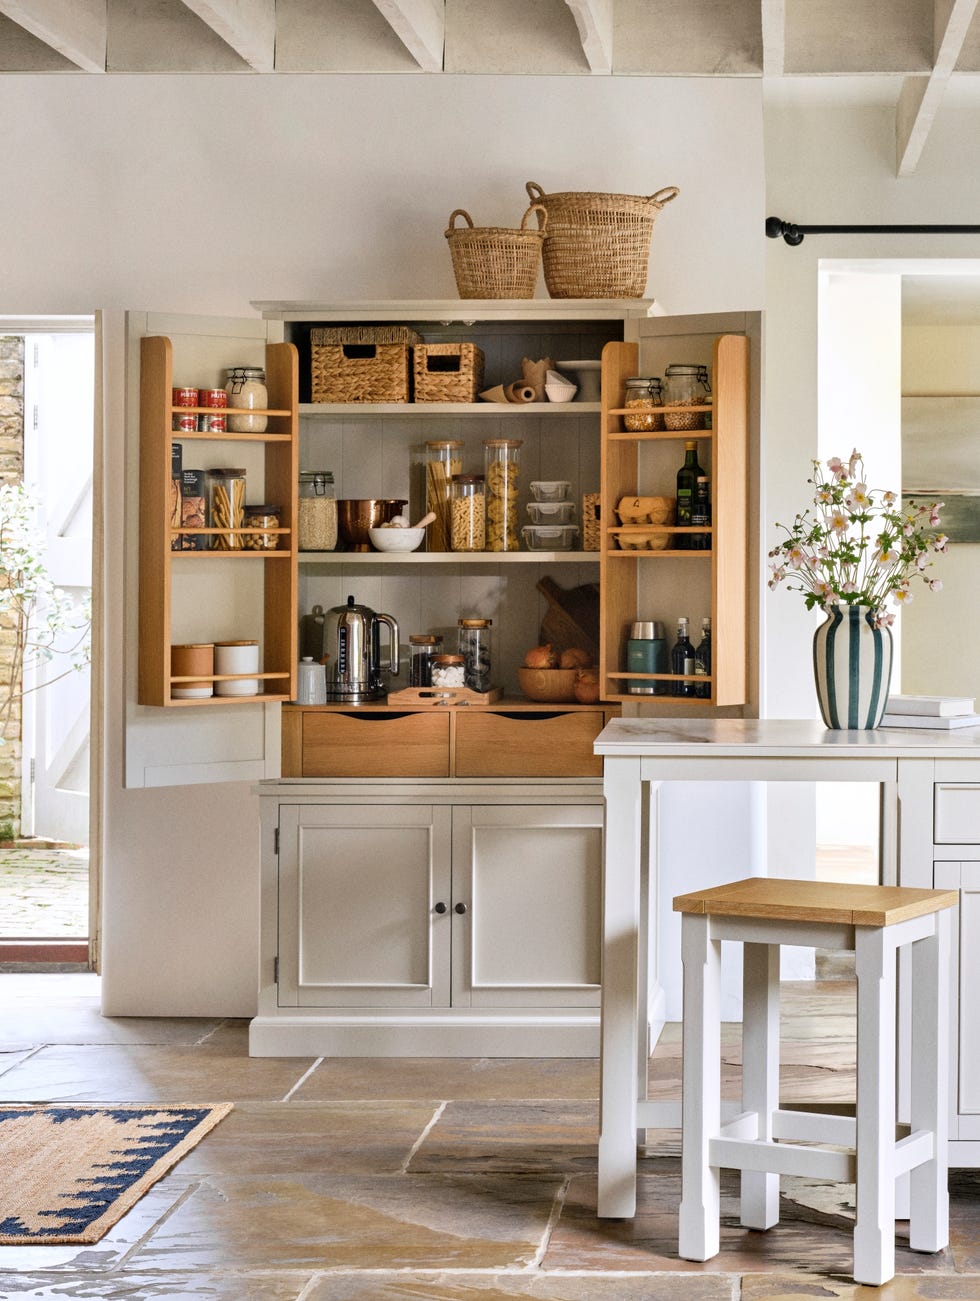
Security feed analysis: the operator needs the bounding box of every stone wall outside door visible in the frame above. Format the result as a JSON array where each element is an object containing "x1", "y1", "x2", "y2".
[{"x1": 0, "y1": 336, "x2": 25, "y2": 838}]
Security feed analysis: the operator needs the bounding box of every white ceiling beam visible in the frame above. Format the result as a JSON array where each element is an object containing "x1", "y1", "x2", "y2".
[
  {"x1": 760, "y1": 0, "x2": 785, "y2": 77},
  {"x1": 371, "y1": 0, "x2": 444, "y2": 72},
  {"x1": 565, "y1": 0, "x2": 612, "y2": 74},
  {"x1": 896, "y1": 0, "x2": 979, "y2": 175},
  {"x1": 0, "y1": 0, "x2": 105, "y2": 71},
  {"x1": 179, "y1": 0, "x2": 276, "y2": 72}
]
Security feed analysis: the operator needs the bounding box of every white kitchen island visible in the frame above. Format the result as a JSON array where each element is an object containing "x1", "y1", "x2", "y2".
[{"x1": 593, "y1": 717, "x2": 980, "y2": 1218}]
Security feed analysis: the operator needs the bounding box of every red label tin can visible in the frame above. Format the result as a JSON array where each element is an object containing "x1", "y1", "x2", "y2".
[
  {"x1": 200, "y1": 388, "x2": 228, "y2": 408},
  {"x1": 172, "y1": 387, "x2": 198, "y2": 407},
  {"x1": 173, "y1": 413, "x2": 197, "y2": 432},
  {"x1": 198, "y1": 412, "x2": 227, "y2": 432}
]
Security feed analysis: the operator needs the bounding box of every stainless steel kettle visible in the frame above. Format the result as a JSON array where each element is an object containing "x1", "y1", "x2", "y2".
[{"x1": 323, "y1": 595, "x2": 400, "y2": 703}]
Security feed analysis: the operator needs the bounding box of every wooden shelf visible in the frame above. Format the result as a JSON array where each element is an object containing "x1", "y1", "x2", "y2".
[
  {"x1": 297, "y1": 549, "x2": 599, "y2": 565},
  {"x1": 299, "y1": 401, "x2": 601, "y2": 417},
  {"x1": 138, "y1": 334, "x2": 300, "y2": 707},
  {"x1": 598, "y1": 333, "x2": 748, "y2": 709}
]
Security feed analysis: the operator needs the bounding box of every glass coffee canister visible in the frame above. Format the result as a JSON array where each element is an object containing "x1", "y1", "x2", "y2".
[
  {"x1": 483, "y1": 438, "x2": 522, "y2": 552},
  {"x1": 409, "y1": 633, "x2": 443, "y2": 688}
]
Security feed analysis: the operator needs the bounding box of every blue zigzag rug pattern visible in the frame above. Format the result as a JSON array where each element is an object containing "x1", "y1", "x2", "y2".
[{"x1": 0, "y1": 1102, "x2": 233, "y2": 1244}]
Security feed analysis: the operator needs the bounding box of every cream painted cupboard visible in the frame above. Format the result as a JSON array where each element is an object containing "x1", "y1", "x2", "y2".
[{"x1": 250, "y1": 781, "x2": 604, "y2": 1056}]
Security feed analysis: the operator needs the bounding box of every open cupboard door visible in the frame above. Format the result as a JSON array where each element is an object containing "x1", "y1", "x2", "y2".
[{"x1": 124, "y1": 311, "x2": 297, "y2": 789}]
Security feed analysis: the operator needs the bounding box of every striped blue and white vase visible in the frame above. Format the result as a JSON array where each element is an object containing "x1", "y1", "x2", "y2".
[{"x1": 812, "y1": 604, "x2": 893, "y2": 730}]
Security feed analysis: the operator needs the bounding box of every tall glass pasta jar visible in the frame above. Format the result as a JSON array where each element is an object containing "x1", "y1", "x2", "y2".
[
  {"x1": 425, "y1": 440, "x2": 463, "y2": 551},
  {"x1": 450, "y1": 474, "x2": 485, "y2": 551},
  {"x1": 207, "y1": 467, "x2": 246, "y2": 549},
  {"x1": 483, "y1": 438, "x2": 522, "y2": 552}
]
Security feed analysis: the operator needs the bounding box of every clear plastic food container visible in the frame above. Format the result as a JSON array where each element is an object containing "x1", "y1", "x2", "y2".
[
  {"x1": 521, "y1": 524, "x2": 579, "y2": 551},
  {"x1": 529, "y1": 480, "x2": 571, "y2": 502},
  {"x1": 526, "y1": 501, "x2": 576, "y2": 525}
]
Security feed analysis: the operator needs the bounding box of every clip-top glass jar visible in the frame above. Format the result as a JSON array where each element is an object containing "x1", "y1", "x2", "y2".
[
  {"x1": 483, "y1": 438, "x2": 522, "y2": 552},
  {"x1": 450, "y1": 474, "x2": 486, "y2": 552},
  {"x1": 663, "y1": 364, "x2": 709, "y2": 431},
  {"x1": 242, "y1": 503, "x2": 281, "y2": 551},
  {"x1": 225, "y1": 366, "x2": 268, "y2": 433},
  {"x1": 623, "y1": 377, "x2": 664, "y2": 432},
  {"x1": 409, "y1": 633, "x2": 443, "y2": 687},
  {"x1": 457, "y1": 618, "x2": 492, "y2": 692},
  {"x1": 298, "y1": 470, "x2": 337, "y2": 551},
  {"x1": 207, "y1": 467, "x2": 246, "y2": 549}
]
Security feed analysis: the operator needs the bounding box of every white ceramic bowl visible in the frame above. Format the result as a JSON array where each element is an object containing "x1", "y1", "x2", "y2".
[
  {"x1": 368, "y1": 526, "x2": 425, "y2": 553},
  {"x1": 545, "y1": 380, "x2": 578, "y2": 403}
]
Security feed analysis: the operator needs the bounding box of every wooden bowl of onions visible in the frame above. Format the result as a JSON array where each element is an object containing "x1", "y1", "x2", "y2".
[{"x1": 516, "y1": 667, "x2": 579, "y2": 703}]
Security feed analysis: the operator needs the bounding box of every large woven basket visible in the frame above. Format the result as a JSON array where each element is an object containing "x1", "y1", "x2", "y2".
[
  {"x1": 445, "y1": 204, "x2": 547, "y2": 299},
  {"x1": 525, "y1": 181, "x2": 679, "y2": 299},
  {"x1": 310, "y1": 325, "x2": 422, "y2": 403}
]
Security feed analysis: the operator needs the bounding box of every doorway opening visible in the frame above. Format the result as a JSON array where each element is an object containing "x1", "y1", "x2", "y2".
[{"x1": 0, "y1": 318, "x2": 95, "y2": 968}]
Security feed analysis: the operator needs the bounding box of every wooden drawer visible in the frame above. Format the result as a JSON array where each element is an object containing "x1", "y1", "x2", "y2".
[
  {"x1": 935, "y1": 783, "x2": 980, "y2": 844},
  {"x1": 301, "y1": 711, "x2": 451, "y2": 778},
  {"x1": 454, "y1": 710, "x2": 605, "y2": 778}
]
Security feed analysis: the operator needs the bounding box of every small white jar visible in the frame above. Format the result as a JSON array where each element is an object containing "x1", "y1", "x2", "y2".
[
  {"x1": 431, "y1": 654, "x2": 466, "y2": 688},
  {"x1": 225, "y1": 367, "x2": 268, "y2": 433}
]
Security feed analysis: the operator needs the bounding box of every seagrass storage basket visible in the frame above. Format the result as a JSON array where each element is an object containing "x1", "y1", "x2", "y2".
[
  {"x1": 445, "y1": 204, "x2": 547, "y2": 299},
  {"x1": 582, "y1": 493, "x2": 601, "y2": 551},
  {"x1": 310, "y1": 326, "x2": 422, "y2": 403},
  {"x1": 413, "y1": 343, "x2": 485, "y2": 403},
  {"x1": 525, "y1": 181, "x2": 679, "y2": 299}
]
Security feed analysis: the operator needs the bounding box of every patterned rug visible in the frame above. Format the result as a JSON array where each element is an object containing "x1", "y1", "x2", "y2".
[{"x1": 0, "y1": 1103, "x2": 233, "y2": 1244}]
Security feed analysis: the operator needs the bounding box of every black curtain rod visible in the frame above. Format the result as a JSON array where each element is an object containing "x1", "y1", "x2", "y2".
[{"x1": 766, "y1": 216, "x2": 980, "y2": 245}]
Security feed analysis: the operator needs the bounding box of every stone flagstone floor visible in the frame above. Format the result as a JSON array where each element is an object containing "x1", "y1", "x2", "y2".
[{"x1": 0, "y1": 844, "x2": 88, "y2": 938}]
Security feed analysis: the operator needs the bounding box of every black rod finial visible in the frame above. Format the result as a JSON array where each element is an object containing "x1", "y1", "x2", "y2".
[{"x1": 765, "y1": 216, "x2": 805, "y2": 245}]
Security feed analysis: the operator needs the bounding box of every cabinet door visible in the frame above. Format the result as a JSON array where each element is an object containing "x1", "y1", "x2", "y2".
[
  {"x1": 277, "y1": 803, "x2": 452, "y2": 1008},
  {"x1": 935, "y1": 860, "x2": 980, "y2": 1134},
  {"x1": 451, "y1": 804, "x2": 602, "y2": 1008},
  {"x1": 125, "y1": 310, "x2": 293, "y2": 788}
]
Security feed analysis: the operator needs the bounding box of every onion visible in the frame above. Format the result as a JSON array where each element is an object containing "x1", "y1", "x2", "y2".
[
  {"x1": 573, "y1": 669, "x2": 600, "y2": 704},
  {"x1": 523, "y1": 644, "x2": 559, "y2": 669},
  {"x1": 560, "y1": 647, "x2": 591, "y2": 670}
]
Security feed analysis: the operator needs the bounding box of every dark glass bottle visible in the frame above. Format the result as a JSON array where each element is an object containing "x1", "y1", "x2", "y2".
[
  {"x1": 670, "y1": 616, "x2": 697, "y2": 697},
  {"x1": 675, "y1": 441, "x2": 706, "y2": 548},
  {"x1": 690, "y1": 475, "x2": 711, "y2": 550},
  {"x1": 694, "y1": 616, "x2": 712, "y2": 699}
]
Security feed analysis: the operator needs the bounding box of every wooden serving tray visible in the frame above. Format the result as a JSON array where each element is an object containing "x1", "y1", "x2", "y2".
[{"x1": 386, "y1": 685, "x2": 504, "y2": 707}]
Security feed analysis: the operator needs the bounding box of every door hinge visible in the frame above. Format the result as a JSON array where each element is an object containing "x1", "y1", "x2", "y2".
[
  {"x1": 32, "y1": 403, "x2": 39, "y2": 431},
  {"x1": 273, "y1": 955, "x2": 279, "y2": 984},
  {"x1": 274, "y1": 827, "x2": 279, "y2": 855},
  {"x1": 29, "y1": 757, "x2": 35, "y2": 786}
]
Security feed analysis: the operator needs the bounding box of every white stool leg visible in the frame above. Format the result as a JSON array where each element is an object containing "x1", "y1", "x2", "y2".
[
  {"x1": 908, "y1": 910, "x2": 950, "y2": 1253},
  {"x1": 679, "y1": 912, "x2": 721, "y2": 1261},
  {"x1": 854, "y1": 925, "x2": 897, "y2": 1287},
  {"x1": 741, "y1": 941, "x2": 780, "y2": 1229}
]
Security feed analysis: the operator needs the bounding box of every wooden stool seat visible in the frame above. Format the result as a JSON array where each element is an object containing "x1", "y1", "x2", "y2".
[{"x1": 673, "y1": 876, "x2": 957, "y2": 1286}]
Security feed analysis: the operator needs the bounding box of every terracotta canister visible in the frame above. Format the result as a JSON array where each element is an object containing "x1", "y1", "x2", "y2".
[{"x1": 171, "y1": 643, "x2": 214, "y2": 699}]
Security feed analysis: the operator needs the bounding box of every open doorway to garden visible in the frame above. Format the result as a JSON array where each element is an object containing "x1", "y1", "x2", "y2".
[{"x1": 0, "y1": 319, "x2": 94, "y2": 968}]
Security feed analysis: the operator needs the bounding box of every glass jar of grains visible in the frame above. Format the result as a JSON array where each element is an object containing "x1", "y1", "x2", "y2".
[
  {"x1": 450, "y1": 474, "x2": 486, "y2": 552},
  {"x1": 623, "y1": 377, "x2": 664, "y2": 432},
  {"x1": 225, "y1": 367, "x2": 268, "y2": 433},
  {"x1": 425, "y1": 440, "x2": 463, "y2": 552},
  {"x1": 663, "y1": 364, "x2": 709, "y2": 431},
  {"x1": 298, "y1": 471, "x2": 337, "y2": 551},
  {"x1": 483, "y1": 438, "x2": 522, "y2": 552},
  {"x1": 242, "y1": 504, "x2": 281, "y2": 551}
]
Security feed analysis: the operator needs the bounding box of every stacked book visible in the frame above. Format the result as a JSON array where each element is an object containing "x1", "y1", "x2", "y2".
[{"x1": 881, "y1": 695, "x2": 980, "y2": 730}]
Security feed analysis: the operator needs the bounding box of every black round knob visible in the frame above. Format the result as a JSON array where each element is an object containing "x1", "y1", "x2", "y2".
[
  {"x1": 434, "y1": 901, "x2": 448, "y2": 914},
  {"x1": 454, "y1": 902, "x2": 467, "y2": 914}
]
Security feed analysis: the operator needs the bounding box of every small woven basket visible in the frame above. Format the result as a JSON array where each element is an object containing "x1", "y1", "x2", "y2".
[
  {"x1": 582, "y1": 493, "x2": 601, "y2": 551},
  {"x1": 310, "y1": 325, "x2": 422, "y2": 403},
  {"x1": 525, "y1": 181, "x2": 679, "y2": 299},
  {"x1": 445, "y1": 204, "x2": 547, "y2": 299},
  {"x1": 413, "y1": 343, "x2": 485, "y2": 402}
]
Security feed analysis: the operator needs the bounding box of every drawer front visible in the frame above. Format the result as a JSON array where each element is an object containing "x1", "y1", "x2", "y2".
[
  {"x1": 302, "y1": 712, "x2": 450, "y2": 778},
  {"x1": 935, "y1": 784, "x2": 980, "y2": 845},
  {"x1": 455, "y1": 710, "x2": 604, "y2": 778}
]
